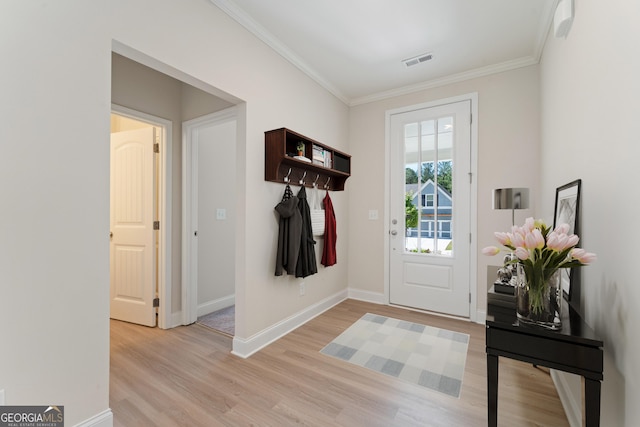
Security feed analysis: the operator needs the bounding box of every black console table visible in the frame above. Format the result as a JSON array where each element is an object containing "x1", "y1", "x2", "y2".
[{"x1": 486, "y1": 295, "x2": 603, "y2": 426}]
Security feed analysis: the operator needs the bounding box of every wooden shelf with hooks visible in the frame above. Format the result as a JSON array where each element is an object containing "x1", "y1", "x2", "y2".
[{"x1": 264, "y1": 128, "x2": 351, "y2": 191}]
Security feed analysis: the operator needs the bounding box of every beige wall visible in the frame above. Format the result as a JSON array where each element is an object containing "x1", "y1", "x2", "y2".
[
  {"x1": 348, "y1": 65, "x2": 540, "y2": 314},
  {"x1": 540, "y1": 1, "x2": 639, "y2": 425},
  {"x1": 1, "y1": 0, "x2": 348, "y2": 424}
]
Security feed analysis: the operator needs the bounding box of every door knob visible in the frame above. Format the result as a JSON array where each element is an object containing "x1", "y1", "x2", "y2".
[{"x1": 390, "y1": 230, "x2": 398, "y2": 236}]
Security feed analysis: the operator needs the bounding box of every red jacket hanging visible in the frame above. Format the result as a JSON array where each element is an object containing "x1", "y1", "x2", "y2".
[{"x1": 321, "y1": 191, "x2": 337, "y2": 266}]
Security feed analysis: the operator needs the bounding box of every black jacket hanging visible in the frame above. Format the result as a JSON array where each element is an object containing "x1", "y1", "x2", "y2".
[
  {"x1": 295, "y1": 186, "x2": 317, "y2": 278},
  {"x1": 275, "y1": 185, "x2": 302, "y2": 276}
]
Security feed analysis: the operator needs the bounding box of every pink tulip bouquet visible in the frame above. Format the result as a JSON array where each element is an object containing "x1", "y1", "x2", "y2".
[{"x1": 483, "y1": 217, "x2": 596, "y2": 315}]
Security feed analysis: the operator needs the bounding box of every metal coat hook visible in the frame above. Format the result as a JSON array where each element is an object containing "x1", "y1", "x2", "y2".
[
  {"x1": 299, "y1": 170, "x2": 307, "y2": 185},
  {"x1": 284, "y1": 168, "x2": 292, "y2": 183},
  {"x1": 324, "y1": 176, "x2": 331, "y2": 189},
  {"x1": 313, "y1": 174, "x2": 320, "y2": 187}
]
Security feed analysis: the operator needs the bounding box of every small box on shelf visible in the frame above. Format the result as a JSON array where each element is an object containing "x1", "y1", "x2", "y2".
[{"x1": 333, "y1": 153, "x2": 349, "y2": 173}]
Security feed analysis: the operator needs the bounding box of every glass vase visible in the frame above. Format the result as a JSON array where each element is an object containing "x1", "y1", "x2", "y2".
[{"x1": 515, "y1": 263, "x2": 562, "y2": 330}]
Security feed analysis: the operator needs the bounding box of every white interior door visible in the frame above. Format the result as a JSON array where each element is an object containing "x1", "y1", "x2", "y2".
[
  {"x1": 389, "y1": 100, "x2": 471, "y2": 317},
  {"x1": 110, "y1": 127, "x2": 156, "y2": 326}
]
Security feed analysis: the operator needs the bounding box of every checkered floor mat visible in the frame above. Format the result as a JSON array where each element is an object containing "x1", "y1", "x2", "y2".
[{"x1": 320, "y1": 313, "x2": 469, "y2": 397}]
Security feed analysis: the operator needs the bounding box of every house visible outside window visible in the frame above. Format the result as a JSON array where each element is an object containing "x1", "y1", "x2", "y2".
[
  {"x1": 419, "y1": 219, "x2": 452, "y2": 239},
  {"x1": 422, "y1": 193, "x2": 434, "y2": 207}
]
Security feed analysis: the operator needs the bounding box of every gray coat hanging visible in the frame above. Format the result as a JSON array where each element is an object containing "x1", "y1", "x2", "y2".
[
  {"x1": 275, "y1": 185, "x2": 302, "y2": 276},
  {"x1": 295, "y1": 186, "x2": 317, "y2": 278}
]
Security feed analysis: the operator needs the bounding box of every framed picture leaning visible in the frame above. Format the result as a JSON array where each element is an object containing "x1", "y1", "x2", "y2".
[{"x1": 553, "y1": 179, "x2": 581, "y2": 301}]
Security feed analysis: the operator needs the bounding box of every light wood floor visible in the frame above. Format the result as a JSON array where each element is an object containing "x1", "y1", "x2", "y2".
[{"x1": 110, "y1": 299, "x2": 570, "y2": 426}]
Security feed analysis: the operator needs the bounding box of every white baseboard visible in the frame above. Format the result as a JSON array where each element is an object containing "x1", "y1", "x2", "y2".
[
  {"x1": 347, "y1": 288, "x2": 386, "y2": 304},
  {"x1": 231, "y1": 290, "x2": 348, "y2": 358},
  {"x1": 347, "y1": 288, "x2": 487, "y2": 325},
  {"x1": 476, "y1": 309, "x2": 486, "y2": 324},
  {"x1": 171, "y1": 311, "x2": 184, "y2": 328},
  {"x1": 551, "y1": 370, "x2": 582, "y2": 427},
  {"x1": 214, "y1": 287, "x2": 487, "y2": 358},
  {"x1": 197, "y1": 294, "x2": 235, "y2": 317},
  {"x1": 74, "y1": 409, "x2": 113, "y2": 427}
]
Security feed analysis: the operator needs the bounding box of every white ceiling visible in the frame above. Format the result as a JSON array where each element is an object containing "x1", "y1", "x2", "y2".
[{"x1": 211, "y1": 0, "x2": 557, "y2": 105}]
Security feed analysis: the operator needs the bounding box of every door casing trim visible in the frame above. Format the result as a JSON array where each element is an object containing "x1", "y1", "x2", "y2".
[{"x1": 111, "y1": 104, "x2": 173, "y2": 329}]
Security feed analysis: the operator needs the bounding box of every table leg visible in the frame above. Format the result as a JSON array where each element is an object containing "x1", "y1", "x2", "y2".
[
  {"x1": 487, "y1": 353, "x2": 498, "y2": 427},
  {"x1": 584, "y1": 378, "x2": 601, "y2": 427}
]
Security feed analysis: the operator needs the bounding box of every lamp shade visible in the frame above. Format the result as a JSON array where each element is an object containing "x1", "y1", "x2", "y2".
[{"x1": 493, "y1": 188, "x2": 529, "y2": 210}]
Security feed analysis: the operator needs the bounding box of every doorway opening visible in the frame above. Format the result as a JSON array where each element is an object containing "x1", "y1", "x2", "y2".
[
  {"x1": 183, "y1": 108, "x2": 238, "y2": 337},
  {"x1": 110, "y1": 41, "x2": 247, "y2": 352}
]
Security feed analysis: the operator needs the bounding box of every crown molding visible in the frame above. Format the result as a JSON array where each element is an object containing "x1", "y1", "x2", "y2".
[
  {"x1": 209, "y1": 0, "x2": 350, "y2": 105},
  {"x1": 210, "y1": 0, "x2": 556, "y2": 107},
  {"x1": 349, "y1": 56, "x2": 539, "y2": 106},
  {"x1": 534, "y1": 0, "x2": 559, "y2": 62}
]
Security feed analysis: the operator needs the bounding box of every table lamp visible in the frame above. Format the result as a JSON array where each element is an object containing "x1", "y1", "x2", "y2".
[
  {"x1": 492, "y1": 188, "x2": 530, "y2": 292},
  {"x1": 493, "y1": 188, "x2": 530, "y2": 227}
]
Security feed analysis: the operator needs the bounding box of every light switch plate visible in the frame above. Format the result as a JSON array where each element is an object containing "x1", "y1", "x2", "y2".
[
  {"x1": 368, "y1": 209, "x2": 379, "y2": 220},
  {"x1": 216, "y1": 208, "x2": 226, "y2": 220}
]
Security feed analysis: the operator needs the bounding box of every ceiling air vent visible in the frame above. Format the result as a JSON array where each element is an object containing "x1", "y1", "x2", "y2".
[{"x1": 402, "y1": 53, "x2": 433, "y2": 67}]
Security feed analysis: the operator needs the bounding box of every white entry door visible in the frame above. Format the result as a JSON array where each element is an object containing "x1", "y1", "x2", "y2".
[
  {"x1": 110, "y1": 127, "x2": 156, "y2": 326},
  {"x1": 389, "y1": 100, "x2": 472, "y2": 317}
]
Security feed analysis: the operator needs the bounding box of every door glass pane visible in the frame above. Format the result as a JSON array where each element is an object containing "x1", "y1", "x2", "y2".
[
  {"x1": 437, "y1": 117, "x2": 453, "y2": 255},
  {"x1": 404, "y1": 123, "x2": 420, "y2": 252},
  {"x1": 403, "y1": 117, "x2": 454, "y2": 256}
]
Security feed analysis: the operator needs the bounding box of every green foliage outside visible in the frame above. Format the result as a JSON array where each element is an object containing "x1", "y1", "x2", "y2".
[
  {"x1": 405, "y1": 161, "x2": 453, "y2": 194},
  {"x1": 421, "y1": 163, "x2": 434, "y2": 183},
  {"x1": 405, "y1": 192, "x2": 418, "y2": 229},
  {"x1": 435, "y1": 161, "x2": 452, "y2": 194},
  {"x1": 409, "y1": 248, "x2": 431, "y2": 253},
  {"x1": 405, "y1": 168, "x2": 418, "y2": 184}
]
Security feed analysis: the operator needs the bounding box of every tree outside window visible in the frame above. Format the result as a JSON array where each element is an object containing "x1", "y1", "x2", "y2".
[
  {"x1": 405, "y1": 192, "x2": 418, "y2": 232},
  {"x1": 406, "y1": 161, "x2": 453, "y2": 194}
]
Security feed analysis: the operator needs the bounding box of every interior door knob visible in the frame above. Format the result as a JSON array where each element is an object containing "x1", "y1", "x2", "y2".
[{"x1": 390, "y1": 230, "x2": 398, "y2": 235}]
